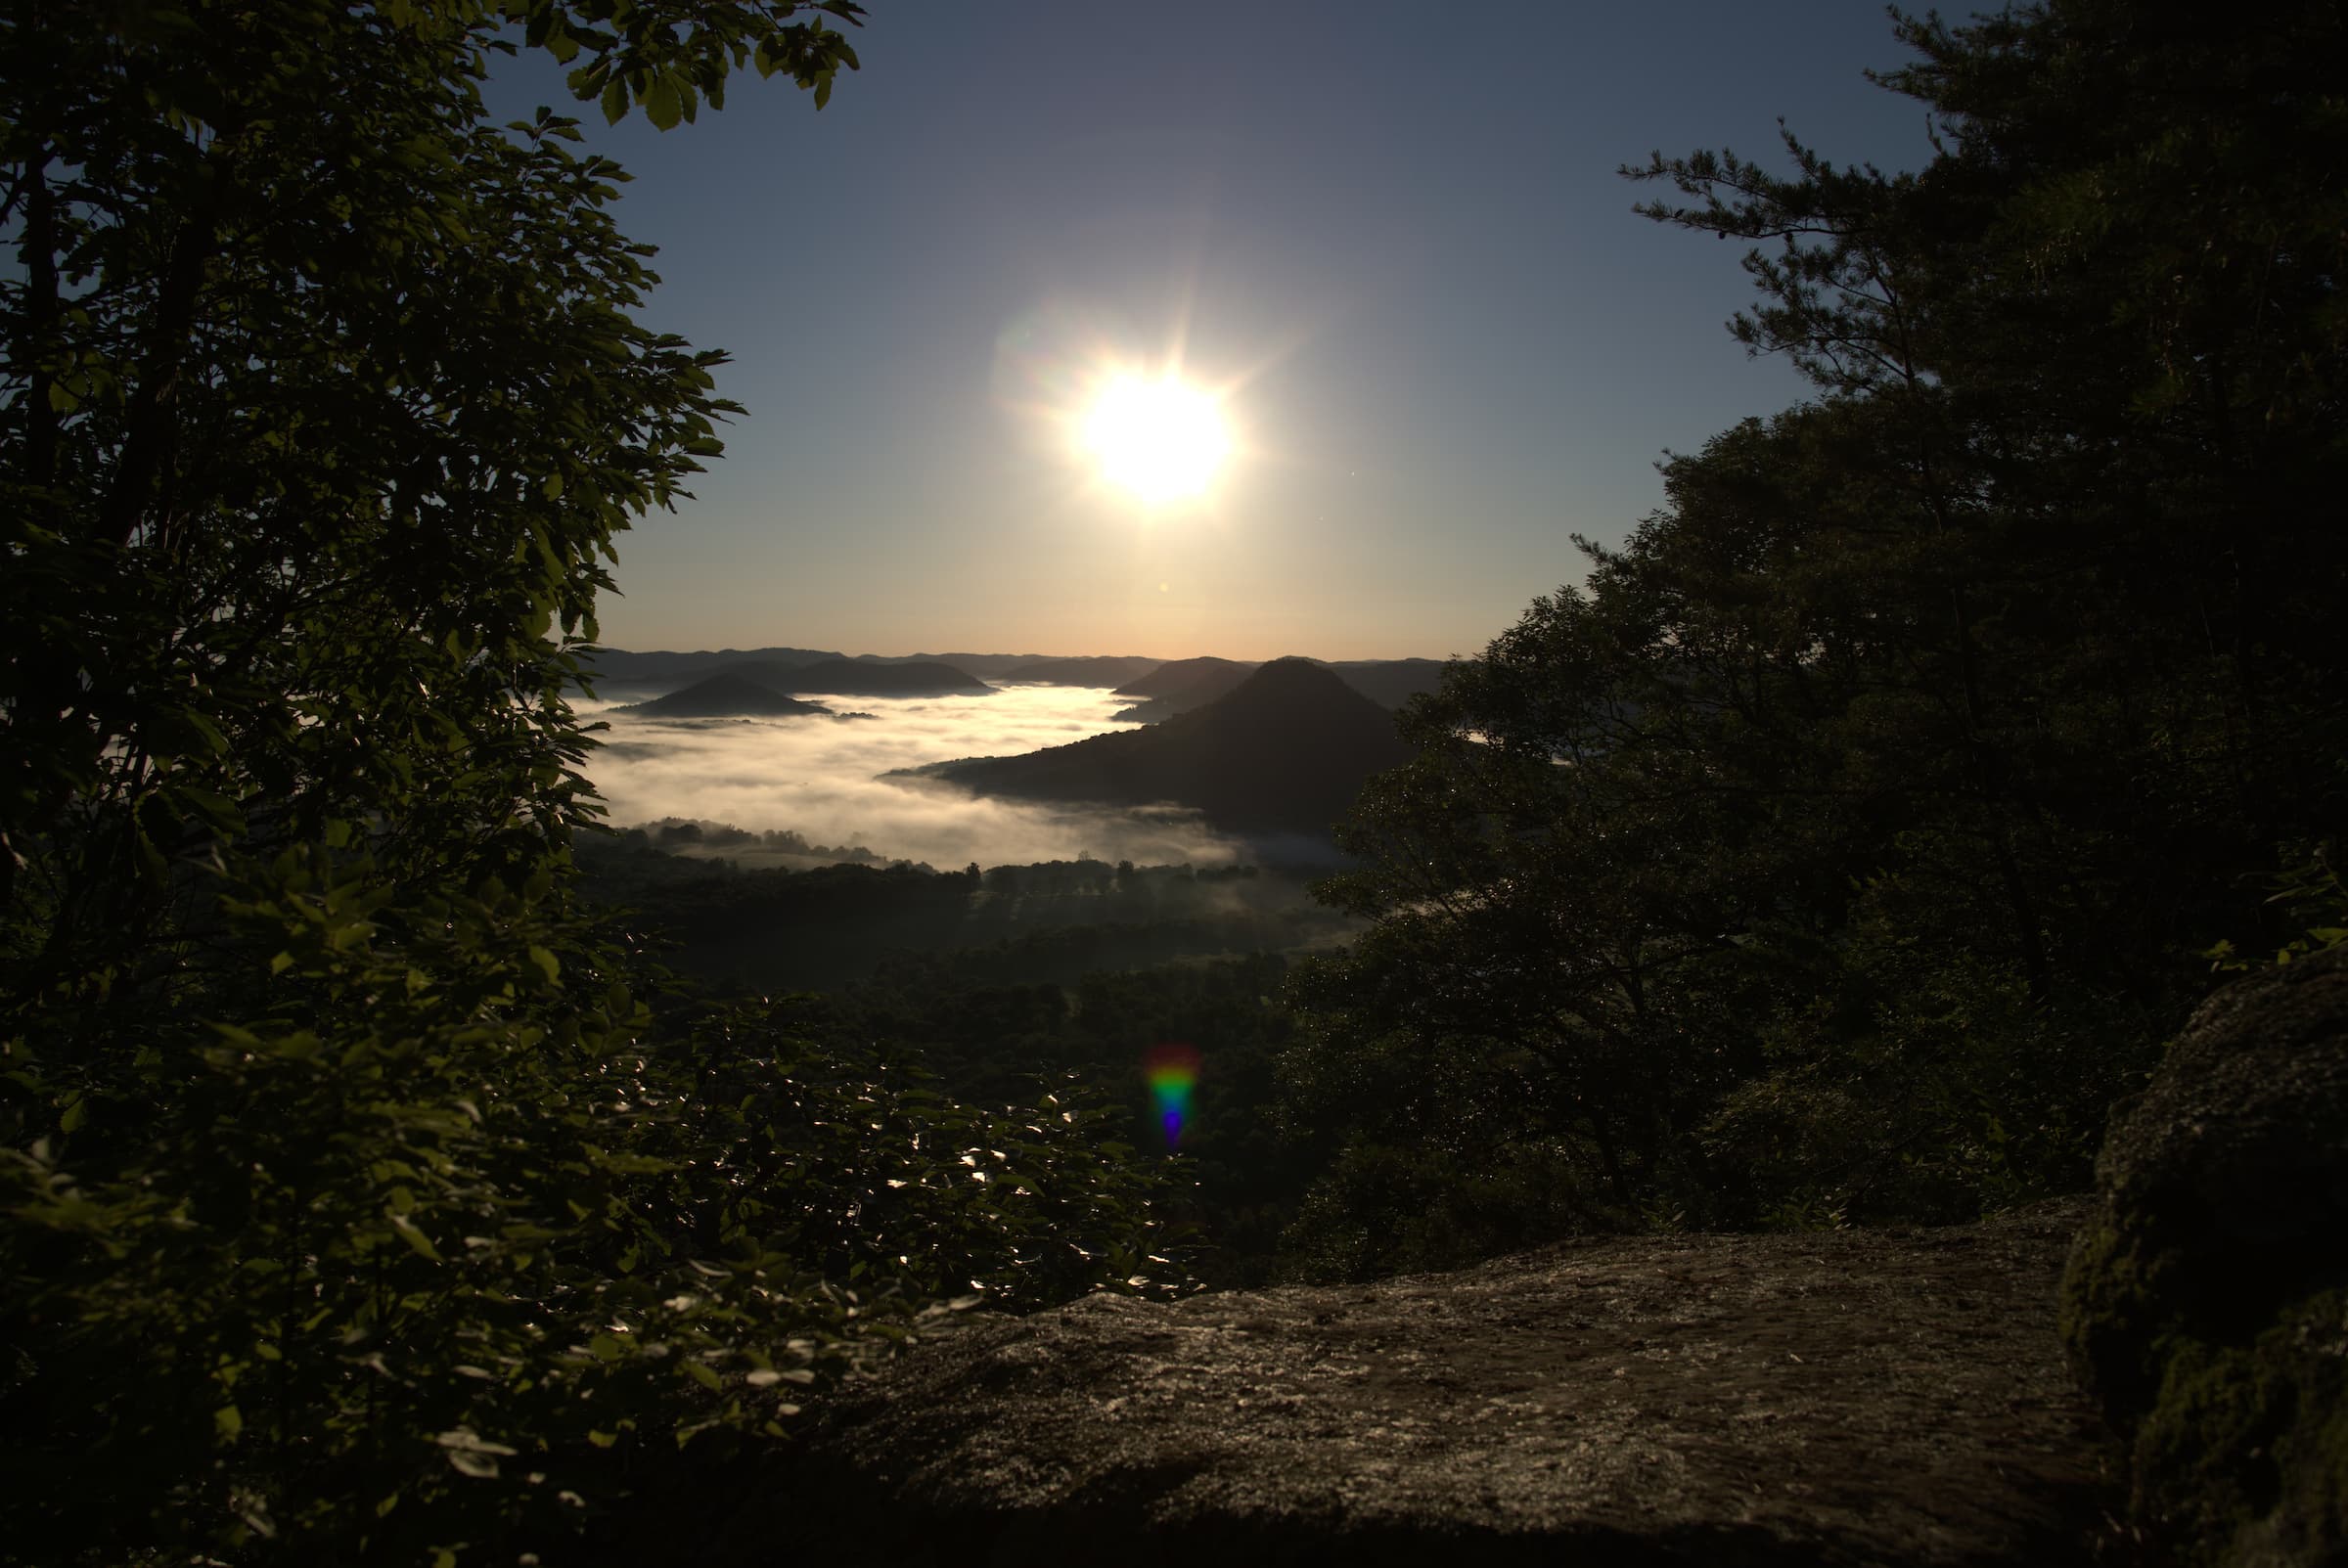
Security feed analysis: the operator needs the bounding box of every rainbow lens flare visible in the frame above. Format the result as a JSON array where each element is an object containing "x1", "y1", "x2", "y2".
[{"x1": 1144, "y1": 1042, "x2": 1201, "y2": 1149}]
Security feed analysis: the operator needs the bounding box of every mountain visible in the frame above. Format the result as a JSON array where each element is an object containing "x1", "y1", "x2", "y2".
[
  {"x1": 1000, "y1": 655, "x2": 1166, "y2": 688},
  {"x1": 930, "y1": 657, "x2": 1412, "y2": 834},
  {"x1": 712, "y1": 658, "x2": 832, "y2": 693},
  {"x1": 850, "y1": 651, "x2": 1051, "y2": 679},
  {"x1": 1112, "y1": 655, "x2": 1258, "y2": 700},
  {"x1": 582, "y1": 646, "x2": 842, "y2": 684},
  {"x1": 1330, "y1": 657, "x2": 1449, "y2": 709},
  {"x1": 784, "y1": 658, "x2": 994, "y2": 697},
  {"x1": 1116, "y1": 657, "x2": 1451, "y2": 722},
  {"x1": 614, "y1": 673, "x2": 831, "y2": 718},
  {"x1": 1110, "y1": 656, "x2": 1260, "y2": 722}
]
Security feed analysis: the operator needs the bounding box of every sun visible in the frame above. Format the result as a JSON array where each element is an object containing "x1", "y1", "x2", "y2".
[{"x1": 1081, "y1": 374, "x2": 1230, "y2": 505}]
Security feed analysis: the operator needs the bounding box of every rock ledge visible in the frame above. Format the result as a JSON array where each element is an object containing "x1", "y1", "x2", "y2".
[{"x1": 738, "y1": 1200, "x2": 2115, "y2": 1566}]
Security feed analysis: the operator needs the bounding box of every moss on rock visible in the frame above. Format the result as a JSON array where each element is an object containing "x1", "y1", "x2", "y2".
[{"x1": 2061, "y1": 948, "x2": 2348, "y2": 1566}]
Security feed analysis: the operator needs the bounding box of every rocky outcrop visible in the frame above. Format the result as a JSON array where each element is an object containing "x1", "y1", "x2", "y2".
[
  {"x1": 2062, "y1": 947, "x2": 2348, "y2": 1567},
  {"x1": 717, "y1": 1201, "x2": 2114, "y2": 1566}
]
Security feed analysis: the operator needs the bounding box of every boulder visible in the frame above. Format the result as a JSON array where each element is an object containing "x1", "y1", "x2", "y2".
[
  {"x1": 2062, "y1": 946, "x2": 2348, "y2": 1567},
  {"x1": 717, "y1": 1202, "x2": 2113, "y2": 1566}
]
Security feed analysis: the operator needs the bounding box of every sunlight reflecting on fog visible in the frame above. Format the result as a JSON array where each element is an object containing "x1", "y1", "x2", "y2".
[{"x1": 572, "y1": 683, "x2": 1244, "y2": 871}]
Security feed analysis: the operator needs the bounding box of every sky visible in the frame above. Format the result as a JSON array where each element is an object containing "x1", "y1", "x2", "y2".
[{"x1": 491, "y1": 2, "x2": 1944, "y2": 662}]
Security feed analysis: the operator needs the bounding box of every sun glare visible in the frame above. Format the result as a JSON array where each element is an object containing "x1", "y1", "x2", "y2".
[{"x1": 1082, "y1": 374, "x2": 1230, "y2": 505}]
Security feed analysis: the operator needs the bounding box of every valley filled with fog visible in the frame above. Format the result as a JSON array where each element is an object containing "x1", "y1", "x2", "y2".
[{"x1": 576, "y1": 681, "x2": 1250, "y2": 870}]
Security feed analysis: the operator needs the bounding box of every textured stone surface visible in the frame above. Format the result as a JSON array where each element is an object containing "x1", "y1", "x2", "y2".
[
  {"x1": 734, "y1": 1200, "x2": 2114, "y2": 1566},
  {"x1": 2063, "y1": 947, "x2": 2348, "y2": 1567}
]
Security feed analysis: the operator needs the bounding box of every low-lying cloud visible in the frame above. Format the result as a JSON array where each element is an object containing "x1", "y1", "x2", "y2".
[{"x1": 575, "y1": 683, "x2": 1247, "y2": 871}]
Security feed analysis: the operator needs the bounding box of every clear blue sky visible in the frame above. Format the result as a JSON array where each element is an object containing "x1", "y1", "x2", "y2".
[{"x1": 493, "y1": 2, "x2": 1942, "y2": 660}]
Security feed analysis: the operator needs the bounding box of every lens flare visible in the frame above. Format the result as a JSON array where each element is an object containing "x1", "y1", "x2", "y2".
[{"x1": 1144, "y1": 1042, "x2": 1201, "y2": 1149}]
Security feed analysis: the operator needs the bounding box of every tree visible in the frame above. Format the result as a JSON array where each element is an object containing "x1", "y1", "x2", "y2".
[
  {"x1": 1, "y1": 6, "x2": 1183, "y2": 1561},
  {"x1": 1283, "y1": 0, "x2": 2348, "y2": 1273},
  {"x1": 3, "y1": 0, "x2": 867, "y2": 985}
]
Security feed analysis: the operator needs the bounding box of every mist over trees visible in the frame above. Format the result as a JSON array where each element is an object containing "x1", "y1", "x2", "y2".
[{"x1": 580, "y1": 831, "x2": 1357, "y2": 991}]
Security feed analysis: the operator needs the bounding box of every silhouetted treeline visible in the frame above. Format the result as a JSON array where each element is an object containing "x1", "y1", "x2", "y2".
[{"x1": 1279, "y1": 0, "x2": 2348, "y2": 1277}]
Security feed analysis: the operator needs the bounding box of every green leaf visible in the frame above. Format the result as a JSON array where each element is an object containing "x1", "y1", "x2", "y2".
[
  {"x1": 643, "y1": 78, "x2": 682, "y2": 131},
  {"x1": 600, "y1": 77, "x2": 628, "y2": 124},
  {"x1": 172, "y1": 785, "x2": 244, "y2": 834},
  {"x1": 388, "y1": 1211, "x2": 442, "y2": 1262},
  {"x1": 181, "y1": 709, "x2": 230, "y2": 754}
]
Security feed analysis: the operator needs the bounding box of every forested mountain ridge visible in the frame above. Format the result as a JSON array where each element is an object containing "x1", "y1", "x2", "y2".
[
  {"x1": 1111, "y1": 654, "x2": 1257, "y2": 701},
  {"x1": 779, "y1": 657, "x2": 993, "y2": 696},
  {"x1": 580, "y1": 644, "x2": 845, "y2": 683},
  {"x1": 614, "y1": 671, "x2": 832, "y2": 717},
  {"x1": 1112, "y1": 657, "x2": 1452, "y2": 722},
  {"x1": 999, "y1": 655, "x2": 1167, "y2": 687},
  {"x1": 848, "y1": 651, "x2": 1048, "y2": 677},
  {"x1": 932, "y1": 658, "x2": 1414, "y2": 833},
  {"x1": 1322, "y1": 657, "x2": 1448, "y2": 711}
]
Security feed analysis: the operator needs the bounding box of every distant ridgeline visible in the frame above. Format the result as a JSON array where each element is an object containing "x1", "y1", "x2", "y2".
[
  {"x1": 580, "y1": 646, "x2": 1050, "y2": 683},
  {"x1": 999, "y1": 654, "x2": 1166, "y2": 687},
  {"x1": 583, "y1": 643, "x2": 1451, "y2": 717},
  {"x1": 607, "y1": 660, "x2": 994, "y2": 714}
]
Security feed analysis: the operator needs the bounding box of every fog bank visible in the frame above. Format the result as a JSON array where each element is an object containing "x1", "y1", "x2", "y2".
[{"x1": 575, "y1": 683, "x2": 1247, "y2": 871}]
